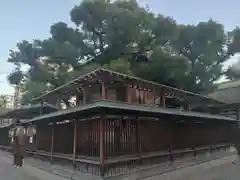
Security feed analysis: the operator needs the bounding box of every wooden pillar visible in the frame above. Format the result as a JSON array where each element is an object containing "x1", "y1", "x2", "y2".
[
  {"x1": 100, "y1": 82, "x2": 106, "y2": 176},
  {"x1": 126, "y1": 84, "x2": 132, "y2": 104},
  {"x1": 76, "y1": 93, "x2": 81, "y2": 105},
  {"x1": 56, "y1": 97, "x2": 61, "y2": 110},
  {"x1": 73, "y1": 121, "x2": 77, "y2": 168},
  {"x1": 127, "y1": 85, "x2": 132, "y2": 103},
  {"x1": 101, "y1": 83, "x2": 106, "y2": 100},
  {"x1": 152, "y1": 88, "x2": 156, "y2": 106},
  {"x1": 162, "y1": 96, "x2": 166, "y2": 107},
  {"x1": 82, "y1": 87, "x2": 87, "y2": 104},
  {"x1": 188, "y1": 103, "x2": 192, "y2": 111},
  {"x1": 136, "y1": 118, "x2": 142, "y2": 165},
  {"x1": 100, "y1": 116, "x2": 105, "y2": 177},
  {"x1": 50, "y1": 124, "x2": 55, "y2": 164},
  {"x1": 137, "y1": 119, "x2": 141, "y2": 153},
  {"x1": 141, "y1": 88, "x2": 145, "y2": 104}
]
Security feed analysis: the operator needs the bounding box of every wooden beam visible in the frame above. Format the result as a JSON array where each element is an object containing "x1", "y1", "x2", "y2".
[
  {"x1": 73, "y1": 121, "x2": 77, "y2": 168},
  {"x1": 100, "y1": 116, "x2": 105, "y2": 177}
]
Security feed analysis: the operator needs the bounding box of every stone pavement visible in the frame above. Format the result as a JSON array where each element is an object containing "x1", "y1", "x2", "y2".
[
  {"x1": 143, "y1": 155, "x2": 239, "y2": 180},
  {"x1": 0, "y1": 150, "x2": 240, "y2": 180},
  {"x1": 0, "y1": 152, "x2": 68, "y2": 180}
]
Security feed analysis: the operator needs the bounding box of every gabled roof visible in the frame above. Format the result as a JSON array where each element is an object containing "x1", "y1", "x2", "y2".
[{"x1": 31, "y1": 68, "x2": 225, "y2": 106}]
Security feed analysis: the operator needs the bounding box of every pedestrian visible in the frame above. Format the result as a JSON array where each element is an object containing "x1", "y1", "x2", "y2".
[
  {"x1": 12, "y1": 134, "x2": 17, "y2": 166},
  {"x1": 12, "y1": 120, "x2": 25, "y2": 167}
]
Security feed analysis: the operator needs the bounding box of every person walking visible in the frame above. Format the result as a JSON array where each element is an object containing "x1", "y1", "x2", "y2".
[{"x1": 12, "y1": 120, "x2": 25, "y2": 167}]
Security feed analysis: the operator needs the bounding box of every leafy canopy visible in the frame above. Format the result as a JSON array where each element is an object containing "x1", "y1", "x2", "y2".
[{"x1": 7, "y1": 0, "x2": 237, "y2": 104}]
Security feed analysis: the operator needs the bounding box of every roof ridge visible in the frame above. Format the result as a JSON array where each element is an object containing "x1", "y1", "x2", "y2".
[{"x1": 31, "y1": 68, "x2": 224, "y2": 104}]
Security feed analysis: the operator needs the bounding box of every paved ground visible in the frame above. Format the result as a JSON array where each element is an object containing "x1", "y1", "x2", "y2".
[
  {"x1": 143, "y1": 155, "x2": 239, "y2": 180},
  {"x1": 0, "y1": 153, "x2": 68, "y2": 180},
  {"x1": 0, "y1": 151, "x2": 240, "y2": 180}
]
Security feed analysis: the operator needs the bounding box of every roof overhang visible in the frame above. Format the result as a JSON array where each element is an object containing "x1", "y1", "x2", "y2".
[
  {"x1": 25, "y1": 100, "x2": 237, "y2": 125},
  {"x1": 0, "y1": 103, "x2": 58, "y2": 119},
  {"x1": 31, "y1": 68, "x2": 226, "y2": 107}
]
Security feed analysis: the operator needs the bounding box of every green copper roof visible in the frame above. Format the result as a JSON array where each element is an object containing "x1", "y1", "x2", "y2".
[{"x1": 25, "y1": 100, "x2": 236, "y2": 124}]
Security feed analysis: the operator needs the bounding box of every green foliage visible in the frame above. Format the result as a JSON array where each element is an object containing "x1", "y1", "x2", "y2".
[
  {"x1": 7, "y1": 69, "x2": 24, "y2": 85},
  {"x1": 103, "y1": 59, "x2": 134, "y2": 75},
  {"x1": 7, "y1": 0, "x2": 238, "y2": 104},
  {"x1": 225, "y1": 28, "x2": 240, "y2": 80},
  {"x1": 225, "y1": 60, "x2": 240, "y2": 80}
]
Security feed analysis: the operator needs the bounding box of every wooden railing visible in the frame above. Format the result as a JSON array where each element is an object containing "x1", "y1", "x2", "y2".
[
  {"x1": 0, "y1": 143, "x2": 233, "y2": 177},
  {"x1": 103, "y1": 143, "x2": 232, "y2": 177}
]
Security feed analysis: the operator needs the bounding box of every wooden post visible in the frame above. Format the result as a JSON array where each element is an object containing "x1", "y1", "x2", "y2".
[
  {"x1": 73, "y1": 121, "x2": 77, "y2": 168},
  {"x1": 162, "y1": 96, "x2": 166, "y2": 108},
  {"x1": 188, "y1": 103, "x2": 192, "y2": 111},
  {"x1": 152, "y1": 88, "x2": 156, "y2": 106},
  {"x1": 136, "y1": 118, "x2": 142, "y2": 164},
  {"x1": 100, "y1": 116, "x2": 105, "y2": 177},
  {"x1": 76, "y1": 93, "x2": 81, "y2": 105},
  {"x1": 141, "y1": 88, "x2": 144, "y2": 104},
  {"x1": 50, "y1": 124, "x2": 55, "y2": 164},
  {"x1": 236, "y1": 108, "x2": 240, "y2": 127},
  {"x1": 127, "y1": 85, "x2": 132, "y2": 103},
  {"x1": 56, "y1": 97, "x2": 61, "y2": 110},
  {"x1": 137, "y1": 119, "x2": 141, "y2": 153},
  {"x1": 82, "y1": 88, "x2": 87, "y2": 104},
  {"x1": 169, "y1": 123, "x2": 174, "y2": 163},
  {"x1": 100, "y1": 82, "x2": 106, "y2": 176},
  {"x1": 101, "y1": 83, "x2": 106, "y2": 100}
]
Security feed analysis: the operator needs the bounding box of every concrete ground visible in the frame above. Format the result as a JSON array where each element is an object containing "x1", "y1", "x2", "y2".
[
  {"x1": 0, "y1": 152, "x2": 68, "y2": 180},
  {"x1": 0, "y1": 151, "x2": 239, "y2": 180},
  {"x1": 143, "y1": 155, "x2": 239, "y2": 180}
]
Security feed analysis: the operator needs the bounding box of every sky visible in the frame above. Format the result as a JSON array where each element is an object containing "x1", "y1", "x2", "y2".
[{"x1": 0, "y1": 0, "x2": 240, "y2": 95}]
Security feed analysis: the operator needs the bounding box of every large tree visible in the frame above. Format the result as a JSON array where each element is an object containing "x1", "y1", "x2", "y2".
[
  {"x1": 7, "y1": 0, "x2": 233, "y2": 104},
  {"x1": 224, "y1": 27, "x2": 240, "y2": 80}
]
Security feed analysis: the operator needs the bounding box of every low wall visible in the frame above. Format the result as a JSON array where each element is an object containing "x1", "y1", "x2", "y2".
[{"x1": 0, "y1": 143, "x2": 235, "y2": 179}]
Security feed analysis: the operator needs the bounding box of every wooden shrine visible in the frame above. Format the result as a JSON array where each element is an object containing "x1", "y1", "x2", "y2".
[{"x1": 0, "y1": 68, "x2": 237, "y2": 178}]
